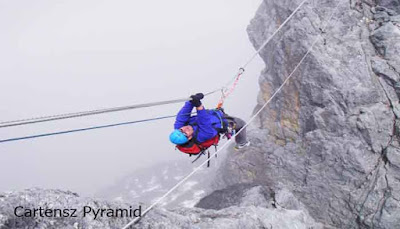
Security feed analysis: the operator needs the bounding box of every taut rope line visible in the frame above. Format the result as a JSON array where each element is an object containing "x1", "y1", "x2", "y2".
[{"x1": 122, "y1": 0, "x2": 345, "y2": 227}]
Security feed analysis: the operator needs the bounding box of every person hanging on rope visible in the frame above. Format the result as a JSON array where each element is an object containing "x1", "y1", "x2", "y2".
[{"x1": 169, "y1": 93, "x2": 250, "y2": 154}]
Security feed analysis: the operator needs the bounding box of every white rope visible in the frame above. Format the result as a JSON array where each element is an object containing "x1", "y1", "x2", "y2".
[
  {"x1": 0, "y1": 90, "x2": 220, "y2": 128},
  {"x1": 121, "y1": 0, "x2": 345, "y2": 228},
  {"x1": 2, "y1": 0, "x2": 307, "y2": 129},
  {"x1": 241, "y1": 0, "x2": 308, "y2": 69},
  {"x1": 219, "y1": 0, "x2": 309, "y2": 108}
]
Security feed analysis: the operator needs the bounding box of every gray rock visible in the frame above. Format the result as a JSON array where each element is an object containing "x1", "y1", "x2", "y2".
[
  {"x1": 374, "y1": 9, "x2": 391, "y2": 23},
  {"x1": 195, "y1": 184, "x2": 264, "y2": 210},
  {"x1": 371, "y1": 56, "x2": 399, "y2": 84},
  {"x1": 370, "y1": 22, "x2": 400, "y2": 61},
  {"x1": 0, "y1": 187, "x2": 323, "y2": 229},
  {"x1": 0, "y1": 189, "x2": 135, "y2": 229},
  {"x1": 239, "y1": 186, "x2": 271, "y2": 208},
  {"x1": 376, "y1": 0, "x2": 400, "y2": 14},
  {"x1": 216, "y1": 0, "x2": 400, "y2": 228},
  {"x1": 355, "y1": 102, "x2": 393, "y2": 153},
  {"x1": 391, "y1": 14, "x2": 400, "y2": 23},
  {"x1": 3, "y1": 1, "x2": 400, "y2": 228},
  {"x1": 386, "y1": 145, "x2": 400, "y2": 167},
  {"x1": 173, "y1": 185, "x2": 323, "y2": 229}
]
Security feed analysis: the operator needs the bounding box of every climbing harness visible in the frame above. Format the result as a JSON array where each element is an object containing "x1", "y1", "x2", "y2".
[
  {"x1": 1, "y1": 0, "x2": 309, "y2": 130},
  {"x1": 175, "y1": 109, "x2": 227, "y2": 167},
  {"x1": 122, "y1": 0, "x2": 346, "y2": 227},
  {"x1": 1, "y1": 0, "x2": 346, "y2": 226}
]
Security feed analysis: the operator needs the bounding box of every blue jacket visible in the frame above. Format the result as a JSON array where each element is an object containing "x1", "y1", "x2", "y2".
[{"x1": 174, "y1": 101, "x2": 226, "y2": 143}]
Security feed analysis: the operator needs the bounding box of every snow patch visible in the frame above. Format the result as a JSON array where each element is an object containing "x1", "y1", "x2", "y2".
[
  {"x1": 174, "y1": 175, "x2": 184, "y2": 180},
  {"x1": 181, "y1": 181, "x2": 197, "y2": 192},
  {"x1": 142, "y1": 184, "x2": 161, "y2": 193},
  {"x1": 148, "y1": 176, "x2": 157, "y2": 186}
]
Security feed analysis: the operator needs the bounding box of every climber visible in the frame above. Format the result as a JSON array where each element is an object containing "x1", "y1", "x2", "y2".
[{"x1": 169, "y1": 93, "x2": 250, "y2": 155}]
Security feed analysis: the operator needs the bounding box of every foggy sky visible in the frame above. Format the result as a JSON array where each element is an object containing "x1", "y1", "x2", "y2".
[{"x1": 0, "y1": 0, "x2": 264, "y2": 196}]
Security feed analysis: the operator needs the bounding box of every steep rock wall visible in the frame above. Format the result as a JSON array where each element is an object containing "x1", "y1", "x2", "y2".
[
  {"x1": 1, "y1": 1, "x2": 400, "y2": 228},
  {"x1": 216, "y1": 0, "x2": 400, "y2": 228}
]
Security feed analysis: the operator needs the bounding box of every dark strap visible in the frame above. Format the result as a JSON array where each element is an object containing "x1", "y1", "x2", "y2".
[
  {"x1": 185, "y1": 109, "x2": 229, "y2": 145},
  {"x1": 191, "y1": 151, "x2": 206, "y2": 163},
  {"x1": 207, "y1": 150, "x2": 210, "y2": 167},
  {"x1": 211, "y1": 109, "x2": 228, "y2": 134}
]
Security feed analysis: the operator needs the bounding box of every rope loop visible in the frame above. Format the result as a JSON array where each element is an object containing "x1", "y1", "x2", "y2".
[
  {"x1": 217, "y1": 68, "x2": 246, "y2": 108},
  {"x1": 122, "y1": 0, "x2": 345, "y2": 226}
]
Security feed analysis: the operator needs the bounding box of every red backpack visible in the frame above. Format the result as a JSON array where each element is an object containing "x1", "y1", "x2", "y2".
[
  {"x1": 176, "y1": 133, "x2": 221, "y2": 167},
  {"x1": 176, "y1": 134, "x2": 220, "y2": 155},
  {"x1": 175, "y1": 109, "x2": 227, "y2": 166}
]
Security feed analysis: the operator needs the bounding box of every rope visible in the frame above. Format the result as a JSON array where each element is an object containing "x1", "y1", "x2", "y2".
[
  {"x1": 0, "y1": 90, "x2": 219, "y2": 129},
  {"x1": 1, "y1": 0, "x2": 307, "y2": 129},
  {"x1": 217, "y1": 68, "x2": 245, "y2": 108},
  {"x1": 216, "y1": 0, "x2": 308, "y2": 107},
  {"x1": 0, "y1": 114, "x2": 180, "y2": 143},
  {"x1": 122, "y1": 0, "x2": 345, "y2": 227},
  {"x1": 241, "y1": 0, "x2": 308, "y2": 69}
]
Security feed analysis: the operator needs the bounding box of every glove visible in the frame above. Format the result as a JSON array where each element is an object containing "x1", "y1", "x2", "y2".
[{"x1": 190, "y1": 93, "x2": 204, "y2": 107}]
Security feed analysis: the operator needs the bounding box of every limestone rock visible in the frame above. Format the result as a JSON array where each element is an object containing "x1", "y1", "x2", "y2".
[
  {"x1": 216, "y1": 0, "x2": 400, "y2": 228},
  {"x1": 0, "y1": 187, "x2": 322, "y2": 229},
  {"x1": 2, "y1": 1, "x2": 400, "y2": 228}
]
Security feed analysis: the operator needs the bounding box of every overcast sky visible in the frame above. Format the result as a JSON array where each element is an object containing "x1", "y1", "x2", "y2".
[{"x1": 0, "y1": 0, "x2": 264, "y2": 196}]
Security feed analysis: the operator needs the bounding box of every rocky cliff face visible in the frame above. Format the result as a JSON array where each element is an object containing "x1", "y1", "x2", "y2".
[
  {"x1": 215, "y1": 0, "x2": 400, "y2": 228},
  {"x1": 0, "y1": 187, "x2": 321, "y2": 229},
  {"x1": 0, "y1": 189, "x2": 134, "y2": 229},
  {"x1": 1, "y1": 0, "x2": 399, "y2": 228}
]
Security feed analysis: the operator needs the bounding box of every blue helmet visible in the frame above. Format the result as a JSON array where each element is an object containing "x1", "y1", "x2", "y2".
[{"x1": 169, "y1": 129, "x2": 188, "y2": 145}]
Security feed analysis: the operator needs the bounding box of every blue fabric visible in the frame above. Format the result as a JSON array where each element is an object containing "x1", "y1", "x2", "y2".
[{"x1": 174, "y1": 101, "x2": 226, "y2": 143}]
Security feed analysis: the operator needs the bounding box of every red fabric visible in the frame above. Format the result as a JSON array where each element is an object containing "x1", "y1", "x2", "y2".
[{"x1": 177, "y1": 135, "x2": 220, "y2": 155}]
